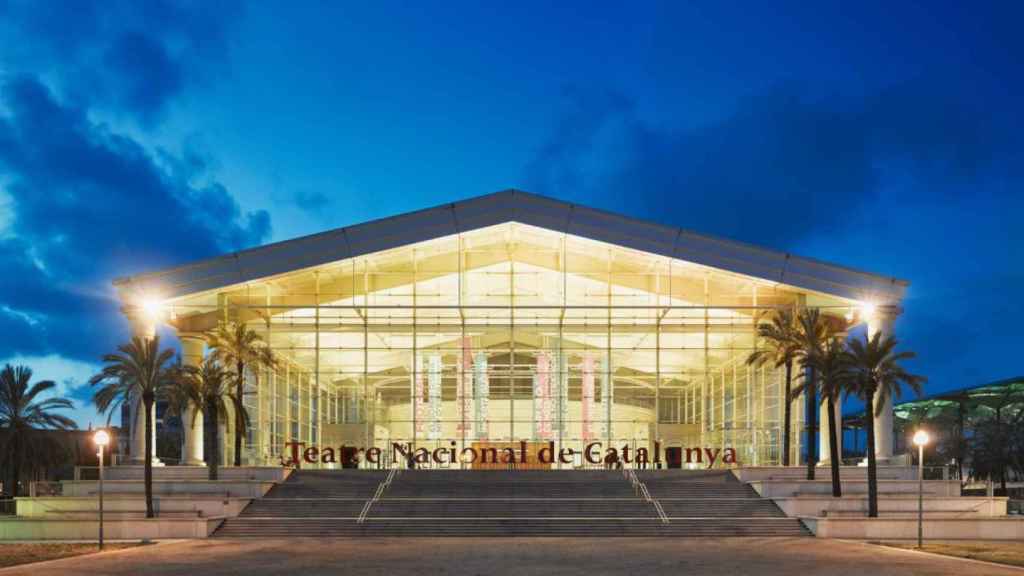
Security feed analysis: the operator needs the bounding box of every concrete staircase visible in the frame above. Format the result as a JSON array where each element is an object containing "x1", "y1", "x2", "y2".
[
  {"x1": 639, "y1": 470, "x2": 796, "y2": 518},
  {"x1": 215, "y1": 469, "x2": 809, "y2": 537}
]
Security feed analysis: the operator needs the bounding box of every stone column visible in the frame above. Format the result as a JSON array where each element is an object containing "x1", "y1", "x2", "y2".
[
  {"x1": 129, "y1": 398, "x2": 162, "y2": 466},
  {"x1": 819, "y1": 399, "x2": 843, "y2": 465},
  {"x1": 868, "y1": 305, "x2": 900, "y2": 460},
  {"x1": 126, "y1": 309, "x2": 162, "y2": 466},
  {"x1": 126, "y1": 310, "x2": 155, "y2": 341},
  {"x1": 181, "y1": 335, "x2": 206, "y2": 466},
  {"x1": 219, "y1": 401, "x2": 233, "y2": 467}
]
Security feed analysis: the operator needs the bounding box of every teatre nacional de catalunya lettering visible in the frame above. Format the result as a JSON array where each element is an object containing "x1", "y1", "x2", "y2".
[{"x1": 280, "y1": 441, "x2": 739, "y2": 469}]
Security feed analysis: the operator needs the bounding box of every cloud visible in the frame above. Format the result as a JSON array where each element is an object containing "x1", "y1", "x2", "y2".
[
  {"x1": 525, "y1": 75, "x2": 1022, "y2": 249},
  {"x1": 0, "y1": 0, "x2": 244, "y2": 124},
  {"x1": 0, "y1": 1, "x2": 263, "y2": 375},
  {"x1": 292, "y1": 189, "x2": 333, "y2": 213},
  {"x1": 525, "y1": 75, "x2": 1024, "y2": 393},
  {"x1": 0, "y1": 354, "x2": 105, "y2": 427},
  {"x1": 0, "y1": 76, "x2": 270, "y2": 362}
]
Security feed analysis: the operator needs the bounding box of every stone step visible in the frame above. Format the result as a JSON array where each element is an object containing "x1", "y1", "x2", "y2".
[
  {"x1": 216, "y1": 469, "x2": 805, "y2": 538},
  {"x1": 215, "y1": 518, "x2": 809, "y2": 538}
]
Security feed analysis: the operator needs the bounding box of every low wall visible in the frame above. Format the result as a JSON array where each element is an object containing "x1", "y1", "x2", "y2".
[
  {"x1": 0, "y1": 517, "x2": 222, "y2": 540},
  {"x1": 16, "y1": 496, "x2": 251, "y2": 518},
  {"x1": 102, "y1": 466, "x2": 289, "y2": 482},
  {"x1": 750, "y1": 479, "x2": 961, "y2": 498},
  {"x1": 732, "y1": 466, "x2": 917, "y2": 483},
  {"x1": 773, "y1": 496, "x2": 1006, "y2": 518},
  {"x1": 59, "y1": 480, "x2": 274, "y2": 498},
  {"x1": 806, "y1": 517, "x2": 1024, "y2": 540}
]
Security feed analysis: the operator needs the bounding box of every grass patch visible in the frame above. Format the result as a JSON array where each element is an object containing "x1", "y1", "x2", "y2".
[
  {"x1": 876, "y1": 541, "x2": 1024, "y2": 568},
  {"x1": 0, "y1": 542, "x2": 143, "y2": 569}
]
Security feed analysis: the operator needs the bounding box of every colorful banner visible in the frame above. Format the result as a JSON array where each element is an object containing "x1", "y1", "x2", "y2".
[
  {"x1": 601, "y1": 356, "x2": 612, "y2": 440},
  {"x1": 581, "y1": 354, "x2": 595, "y2": 440},
  {"x1": 533, "y1": 352, "x2": 552, "y2": 440},
  {"x1": 413, "y1": 355, "x2": 425, "y2": 436},
  {"x1": 473, "y1": 351, "x2": 489, "y2": 439},
  {"x1": 456, "y1": 337, "x2": 473, "y2": 438},
  {"x1": 427, "y1": 354, "x2": 442, "y2": 440},
  {"x1": 557, "y1": 352, "x2": 569, "y2": 435}
]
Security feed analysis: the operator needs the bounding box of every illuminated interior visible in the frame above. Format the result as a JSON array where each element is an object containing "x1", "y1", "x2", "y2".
[{"x1": 160, "y1": 222, "x2": 860, "y2": 468}]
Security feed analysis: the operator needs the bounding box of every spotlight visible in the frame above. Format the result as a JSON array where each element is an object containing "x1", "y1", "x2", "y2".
[
  {"x1": 140, "y1": 297, "x2": 165, "y2": 319},
  {"x1": 912, "y1": 429, "x2": 929, "y2": 447},
  {"x1": 94, "y1": 429, "x2": 110, "y2": 448}
]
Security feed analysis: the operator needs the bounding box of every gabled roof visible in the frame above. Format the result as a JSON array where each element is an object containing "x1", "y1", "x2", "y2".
[{"x1": 114, "y1": 189, "x2": 908, "y2": 303}]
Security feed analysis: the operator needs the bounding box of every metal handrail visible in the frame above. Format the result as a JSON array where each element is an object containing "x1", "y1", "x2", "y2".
[
  {"x1": 357, "y1": 468, "x2": 399, "y2": 524},
  {"x1": 626, "y1": 469, "x2": 669, "y2": 525},
  {"x1": 650, "y1": 497, "x2": 669, "y2": 525}
]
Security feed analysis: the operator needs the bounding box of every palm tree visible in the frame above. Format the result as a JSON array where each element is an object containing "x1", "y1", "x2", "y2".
[
  {"x1": 792, "y1": 333, "x2": 850, "y2": 497},
  {"x1": 0, "y1": 365, "x2": 77, "y2": 497},
  {"x1": 207, "y1": 322, "x2": 276, "y2": 467},
  {"x1": 746, "y1": 308, "x2": 799, "y2": 466},
  {"x1": 967, "y1": 386, "x2": 1024, "y2": 493},
  {"x1": 845, "y1": 332, "x2": 926, "y2": 517},
  {"x1": 90, "y1": 336, "x2": 176, "y2": 518},
  {"x1": 166, "y1": 356, "x2": 244, "y2": 480},
  {"x1": 792, "y1": 308, "x2": 831, "y2": 481}
]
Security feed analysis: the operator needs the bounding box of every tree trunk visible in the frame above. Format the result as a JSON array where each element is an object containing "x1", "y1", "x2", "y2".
[
  {"x1": 805, "y1": 365, "x2": 817, "y2": 481},
  {"x1": 996, "y1": 407, "x2": 1006, "y2": 494},
  {"x1": 956, "y1": 400, "x2": 965, "y2": 482},
  {"x1": 9, "y1": 436, "x2": 21, "y2": 497},
  {"x1": 208, "y1": 402, "x2": 220, "y2": 481},
  {"x1": 143, "y1": 394, "x2": 155, "y2": 519},
  {"x1": 782, "y1": 360, "x2": 792, "y2": 467},
  {"x1": 865, "y1": 386, "x2": 878, "y2": 517},
  {"x1": 827, "y1": 393, "x2": 842, "y2": 497},
  {"x1": 234, "y1": 361, "x2": 244, "y2": 467}
]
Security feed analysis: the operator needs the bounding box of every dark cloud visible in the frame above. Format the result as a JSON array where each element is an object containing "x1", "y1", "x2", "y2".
[
  {"x1": 525, "y1": 74, "x2": 1022, "y2": 249},
  {"x1": 0, "y1": 1, "x2": 262, "y2": 364},
  {"x1": 0, "y1": 0, "x2": 243, "y2": 124},
  {"x1": 292, "y1": 189, "x2": 332, "y2": 213},
  {"x1": 526, "y1": 74, "x2": 1024, "y2": 392},
  {"x1": 65, "y1": 381, "x2": 96, "y2": 407},
  {"x1": 0, "y1": 76, "x2": 270, "y2": 361}
]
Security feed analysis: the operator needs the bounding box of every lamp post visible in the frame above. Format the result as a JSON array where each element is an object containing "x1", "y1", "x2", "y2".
[
  {"x1": 912, "y1": 429, "x2": 929, "y2": 549},
  {"x1": 94, "y1": 429, "x2": 110, "y2": 551}
]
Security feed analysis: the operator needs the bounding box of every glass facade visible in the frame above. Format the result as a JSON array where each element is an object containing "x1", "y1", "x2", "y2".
[{"x1": 166, "y1": 223, "x2": 857, "y2": 468}]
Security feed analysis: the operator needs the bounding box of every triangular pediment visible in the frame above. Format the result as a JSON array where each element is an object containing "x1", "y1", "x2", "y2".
[{"x1": 115, "y1": 189, "x2": 907, "y2": 307}]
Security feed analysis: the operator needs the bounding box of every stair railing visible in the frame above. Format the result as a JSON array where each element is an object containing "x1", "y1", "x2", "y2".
[
  {"x1": 357, "y1": 467, "x2": 399, "y2": 524},
  {"x1": 627, "y1": 469, "x2": 669, "y2": 525}
]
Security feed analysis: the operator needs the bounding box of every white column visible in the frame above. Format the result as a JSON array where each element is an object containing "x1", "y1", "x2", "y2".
[
  {"x1": 819, "y1": 400, "x2": 843, "y2": 465},
  {"x1": 126, "y1": 310, "x2": 162, "y2": 466},
  {"x1": 181, "y1": 335, "x2": 206, "y2": 466},
  {"x1": 868, "y1": 305, "x2": 900, "y2": 460},
  {"x1": 220, "y1": 400, "x2": 233, "y2": 467},
  {"x1": 130, "y1": 397, "x2": 159, "y2": 463},
  {"x1": 126, "y1": 311, "x2": 155, "y2": 341}
]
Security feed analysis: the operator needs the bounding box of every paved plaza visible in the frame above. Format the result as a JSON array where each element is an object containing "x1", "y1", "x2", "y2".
[{"x1": 1, "y1": 538, "x2": 1020, "y2": 576}]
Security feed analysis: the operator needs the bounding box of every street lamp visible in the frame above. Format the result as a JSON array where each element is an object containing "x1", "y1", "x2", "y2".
[
  {"x1": 912, "y1": 429, "x2": 930, "y2": 549},
  {"x1": 94, "y1": 429, "x2": 110, "y2": 551}
]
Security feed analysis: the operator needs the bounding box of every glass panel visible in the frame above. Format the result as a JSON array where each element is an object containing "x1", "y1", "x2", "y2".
[{"x1": 174, "y1": 222, "x2": 853, "y2": 467}]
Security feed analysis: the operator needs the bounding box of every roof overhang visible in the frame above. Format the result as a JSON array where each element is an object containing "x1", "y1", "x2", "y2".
[{"x1": 114, "y1": 189, "x2": 908, "y2": 304}]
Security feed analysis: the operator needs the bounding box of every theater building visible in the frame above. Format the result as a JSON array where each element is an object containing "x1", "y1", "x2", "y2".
[{"x1": 114, "y1": 190, "x2": 906, "y2": 469}]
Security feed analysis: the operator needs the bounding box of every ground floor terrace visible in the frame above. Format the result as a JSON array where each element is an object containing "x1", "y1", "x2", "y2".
[{"x1": 4, "y1": 538, "x2": 1022, "y2": 576}]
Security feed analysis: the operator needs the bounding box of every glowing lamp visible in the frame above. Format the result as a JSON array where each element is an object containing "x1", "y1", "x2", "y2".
[
  {"x1": 912, "y1": 429, "x2": 929, "y2": 447},
  {"x1": 94, "y1": 429, "x2": 110, "y2": 448},
  {"x1": 859, "y1": 302, "x2": 877, "y2": 320},
  {"x1": 140, "y1": 297, "x2": 165, "y2": 319}
]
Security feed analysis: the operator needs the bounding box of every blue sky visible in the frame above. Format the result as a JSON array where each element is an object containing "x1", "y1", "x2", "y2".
[{"x1": 0, "y1": 0, "x2": 1021, "y2": 427}]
